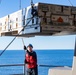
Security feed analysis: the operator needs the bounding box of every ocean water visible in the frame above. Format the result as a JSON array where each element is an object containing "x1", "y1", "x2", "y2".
[{"x1": 0, "y1": 49, "x2": 74, "y2": 75}]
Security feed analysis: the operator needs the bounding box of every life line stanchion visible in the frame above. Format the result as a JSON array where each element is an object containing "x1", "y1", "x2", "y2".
[{"x1": 22, "y1": 38, "x2": 26, "y2": 75}]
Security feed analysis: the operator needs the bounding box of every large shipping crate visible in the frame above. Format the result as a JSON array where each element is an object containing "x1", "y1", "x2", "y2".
[
  {"x1": 24, "y1": 3, "x2": 76, "y2": 36},
  {"x1": 0, "y1": 8, "x2": 26, "y2": 36},
  {"x1": 0, "y1": 2, "x2": 76, "y2": 36}
]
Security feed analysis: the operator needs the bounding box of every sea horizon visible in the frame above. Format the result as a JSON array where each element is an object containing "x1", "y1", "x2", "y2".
[{"x1": 0, "y1": 49, "x2": 74, "y2": 51}]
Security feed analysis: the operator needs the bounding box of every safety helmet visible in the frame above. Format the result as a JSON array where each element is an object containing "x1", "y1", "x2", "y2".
[{"x1": 27, "y1": 44, "x2": 33, "y2": 48}]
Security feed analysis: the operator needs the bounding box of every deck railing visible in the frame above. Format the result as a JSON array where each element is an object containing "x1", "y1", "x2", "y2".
[{"x1": 0, "y1": 64, "x2": 72, "y2": 75}]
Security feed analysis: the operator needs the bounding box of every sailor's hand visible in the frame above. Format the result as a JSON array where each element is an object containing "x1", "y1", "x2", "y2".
[{"x1": 24, "y1": 45, "x2": 27, "y2": 50}]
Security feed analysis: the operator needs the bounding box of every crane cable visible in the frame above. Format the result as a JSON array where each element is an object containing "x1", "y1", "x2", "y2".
[
  {"x1": 68, "y1": 0, "x2": 73, "y2": 6},
  {"x1": 19, "y1": 0, "x2": 21, "y2": 10},
  {"x1": 0, "y1": 0, "x2": 1, "y2": 4},
  {"x1": 0, "y1": 17, "x2": 34, "y2": 56}
]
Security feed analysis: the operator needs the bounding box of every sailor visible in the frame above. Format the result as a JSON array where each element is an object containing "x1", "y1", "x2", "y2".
[
  {"x1": 31, "y1": 5, "x2": 38, "y2": 17},
  {"x1": 24, "y1": 44, "x2": 38, "y2": 75}
]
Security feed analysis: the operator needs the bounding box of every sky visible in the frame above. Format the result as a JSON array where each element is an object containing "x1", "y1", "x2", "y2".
[{"x1": 0, "y1": 0, "x2": 76, "y2": 50}]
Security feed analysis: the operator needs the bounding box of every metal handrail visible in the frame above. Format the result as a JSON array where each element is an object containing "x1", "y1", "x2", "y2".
[
  {"x1": 38, "y1": 64, "x2": 72, "y2": 67},
  {"x1": 0, "y1": 64, "x2": 72, "y2": 75},
  {"x1": 0, "y1": 64, "x2": 24, "y2": 67},
  {"x1": 0, "y1": 64, "x2": 72, "y2": 67}
]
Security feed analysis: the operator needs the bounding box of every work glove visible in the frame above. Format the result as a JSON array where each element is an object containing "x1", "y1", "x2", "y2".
[{"x1": 24, "y1": 45, "x2": 27, "y2": 50}]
